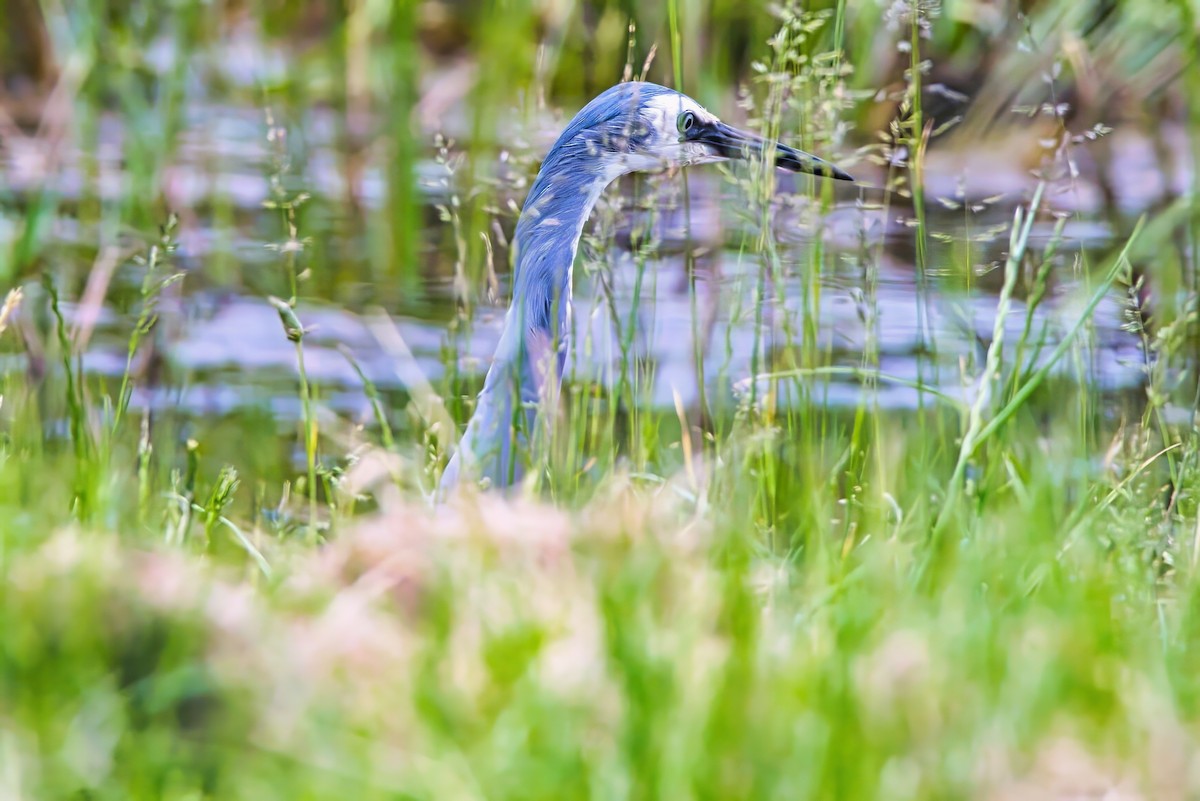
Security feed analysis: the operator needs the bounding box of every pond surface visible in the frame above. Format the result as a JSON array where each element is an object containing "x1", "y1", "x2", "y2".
[{"x1": 2, "y1": 95, "x2": 1189, "y2": 481}]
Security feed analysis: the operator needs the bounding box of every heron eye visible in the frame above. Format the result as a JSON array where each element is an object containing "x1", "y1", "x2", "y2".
[{"x1": 677, "y1": 111, "x2": 696, "y2": 134}]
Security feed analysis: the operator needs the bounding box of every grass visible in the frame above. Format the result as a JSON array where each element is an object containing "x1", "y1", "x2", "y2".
[{"x1": 2, "y1": 0, "x2": 1200, "y2": 797}]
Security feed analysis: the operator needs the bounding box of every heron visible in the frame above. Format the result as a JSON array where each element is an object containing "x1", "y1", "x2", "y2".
[{"x1": 438, "y1": 81, "x2": 852, "y2": 497}]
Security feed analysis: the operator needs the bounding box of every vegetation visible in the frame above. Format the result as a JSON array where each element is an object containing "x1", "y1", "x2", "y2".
[{"x1": 1, "y1": 0, "x2": 1198, "y2": 797}]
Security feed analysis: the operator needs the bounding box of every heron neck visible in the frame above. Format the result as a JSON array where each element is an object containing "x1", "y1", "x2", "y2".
[
  {"x1": 508, "y1": 139, "x2": 619, "y2": 343},
  {"x1": 439, "y1": 136, "x2": 622, "y2": 493}
]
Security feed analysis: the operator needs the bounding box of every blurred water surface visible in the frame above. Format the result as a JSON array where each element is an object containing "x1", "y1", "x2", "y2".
[
  {"x1": 2, "y1": 15, "x2": 1190, "y2": 483},
  {"x1": 2, "y1": 101, "x2": 1166, "y2": 415}
]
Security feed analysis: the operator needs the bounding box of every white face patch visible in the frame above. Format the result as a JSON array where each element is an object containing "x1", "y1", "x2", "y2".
[
  {"x1": 642, "y1": 92, "x2": 712, "y2": 132},
  {"x1": 611, "y1": 91, "x2": 726, "y2": 175}
]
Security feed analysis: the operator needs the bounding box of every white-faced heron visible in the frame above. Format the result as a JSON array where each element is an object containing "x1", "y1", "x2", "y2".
[{"x1": 439, "y1": 81, "x2": 852, "y2": 496}]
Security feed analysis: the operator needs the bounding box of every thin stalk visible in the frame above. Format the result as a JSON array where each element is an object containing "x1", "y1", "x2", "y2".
[
  {"x1": 43, "y1": 275, "x2": 92, "y2": 517},
  {"x1": 934, "y1": 193, "x2": 1041, "y2": 536},
  {"x1": 113, "y1": 217, "x2": 181, "y2": 437},
  {"x1": 264, "y1": 109, "x2": 319, "y2": 541},
  {"x1": 670, "y1": 0, "x2": 708, "y2": 477},
  {"x1": 908, "y1": 3, "x2": 934, "y2": 394},
  {"x1": 1009, "y1": 215, "x2": 1067, "y2": 398},
  {"x1": 384, "y1": 0, "x2": 421, "y2": 293},
  {"x1": 272, "y1": 287, "x2": 319, "y2": 543},
  {"x1": 340, "y1": 346, "x2": 396, "y2": 453}
]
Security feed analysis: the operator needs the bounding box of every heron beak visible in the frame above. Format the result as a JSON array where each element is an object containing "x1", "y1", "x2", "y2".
[{"x1": 696, "y1": 120, "x2": 854, "y2": 181}]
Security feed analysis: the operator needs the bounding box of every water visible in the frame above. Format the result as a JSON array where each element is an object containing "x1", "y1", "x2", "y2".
[
  {"x1": 41, "y1": 194, "x2": 1142, "y2": 414},
  {"x1": 2, "y1": 96, "x2": 1182, "y2": 481}
]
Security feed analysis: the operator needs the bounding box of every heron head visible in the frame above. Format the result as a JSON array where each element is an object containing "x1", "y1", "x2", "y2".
[{"x1": 575, "y1": 82, "x2": 853, "y2": 182}]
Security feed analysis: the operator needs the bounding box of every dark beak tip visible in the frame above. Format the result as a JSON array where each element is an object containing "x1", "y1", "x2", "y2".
[
  {"x1": 780, "y1": 162, "x2": 855, "y2": 182},
  {"x1": 774, "y1": 149, "x2": 854, "y2": 182}
]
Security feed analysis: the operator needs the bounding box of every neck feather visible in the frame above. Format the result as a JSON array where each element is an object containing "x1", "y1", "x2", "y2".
[{"x1": 509, "y1": 138, "x2": 619, "y2": 343}]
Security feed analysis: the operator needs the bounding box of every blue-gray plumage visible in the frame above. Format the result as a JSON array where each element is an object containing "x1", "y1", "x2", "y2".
[{"x1": 438, "y1": 81, "x2": 852, "y2": 497}]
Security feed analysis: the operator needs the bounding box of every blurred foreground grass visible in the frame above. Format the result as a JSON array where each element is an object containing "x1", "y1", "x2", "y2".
[
  {"x1": 2, "y1": 0, "x2": 1200, "y2": 797},
  {"x1": 4, "y1": 435, "x2": 1200, "y2": 799}
]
